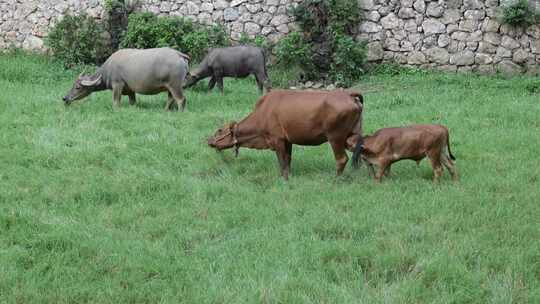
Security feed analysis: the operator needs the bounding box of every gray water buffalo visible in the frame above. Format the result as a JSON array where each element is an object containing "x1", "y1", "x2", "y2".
[
  {"x1": 184, "y1": 45, "x2": 271, "y2": 94},
  {"x1": 63, "y1": 47, "x2": 190, "y2": 111}
]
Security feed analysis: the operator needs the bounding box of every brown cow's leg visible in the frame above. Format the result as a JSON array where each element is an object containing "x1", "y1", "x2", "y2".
[
  {"x1": 329, "y1": 140, "x2": 348, "y2": 176},
  {"x1": 285, "y1": 142, "x2": 293, "y2": 168},
  {"x1": 442, "y1": 154, "x2": 459, "y2": 181},
  {"x1": 428, "y1": 153, "x2": 443, "y2": 183},
  {"x1": 274, "y1": 140, "x2": 291, "y2": 180}
]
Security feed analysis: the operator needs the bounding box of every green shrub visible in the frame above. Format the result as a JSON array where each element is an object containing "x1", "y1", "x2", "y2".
[
  {"x1": 274, "y1": 31, "x2": 315, "y2": 77},
  {"x1": 275, "y1": 0, "x2": 366, "y2": 86},
  {"x1": 238, "y1": 33, "x2": 270, "y2": 50},
  {"x1": 120, "y1": 12, "x2": 230, "y2": 61},
  {"x1": 501, "y1": 0, "x2": 539, "y2": 27},
  {"x1": 291, "y1": 0, "x2": 361, "y2": 36},
  {"x1": 46, "y1": 13, "x2": 111, "y2": 67},
  {"x1": 329, "y1": 34, "x2": 367, "y2": 87}
]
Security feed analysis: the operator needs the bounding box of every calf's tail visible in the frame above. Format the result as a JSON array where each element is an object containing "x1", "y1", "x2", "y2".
[{"x1": 446, "y1": 132, "x2": 456, "y2": 161}]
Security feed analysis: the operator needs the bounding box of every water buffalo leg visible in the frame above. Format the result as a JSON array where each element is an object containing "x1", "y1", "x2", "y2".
[
  {"x1": 217, "y1": 77, "x2": 224, "y2": 94},
  {"x1": 128, "y1": 92, "x2": 136, "y2": 105},
  {"x1": 112, "y1": 84, "x2": 124, "y2": 107},
  {"x1": 254, "y1": 72, "x2": 265, "y2": 94},
  {"x1": 208, "y1": 76, "x2": 216, "y2": 91},
  {"x1": 329, "y1": 140, "x2": 348, "y2": 176},
  {"x1": 167, "y1": 85, "x2": 186, "y2": 112},
  {"x1": 165, "y1": 91, "x2": 175, "y2": 111}
]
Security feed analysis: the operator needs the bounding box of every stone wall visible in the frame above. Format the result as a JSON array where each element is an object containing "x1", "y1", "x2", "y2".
[
  {"x1": 1, "y1": 0, "x2": 539, "y2": 74},
  {"x1": 0, "y1": 0, "x2": 299, "y2": 51},
  {"x1": 358, "y1": 0, "x2": 540, "y2": 74}
]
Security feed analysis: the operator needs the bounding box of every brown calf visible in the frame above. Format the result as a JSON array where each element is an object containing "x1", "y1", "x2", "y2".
[
  {"x1": 207, "y1": 90, "x2": 364, "y2": 180},
  {"x1": 357, "y1": 124, "x2": 458, "y2": 183}
]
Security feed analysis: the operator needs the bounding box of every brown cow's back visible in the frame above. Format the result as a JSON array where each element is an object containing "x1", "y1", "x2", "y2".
[
  {"x1": 208, "y1": 89, "x2": 364, "y2": 179},
  {"x1": 251, "y1": 90, "x2": 362, "y2": 145}
]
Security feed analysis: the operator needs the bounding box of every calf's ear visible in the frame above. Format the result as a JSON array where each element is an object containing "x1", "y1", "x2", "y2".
[{"x1": 81, "y1": 74, "x2": 102, "y2": 87}]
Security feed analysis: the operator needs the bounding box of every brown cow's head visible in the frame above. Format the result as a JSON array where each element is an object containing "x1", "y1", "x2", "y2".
[
  {"x1": 208, "y1": 121, "x2": 238, "y2": 151},
  {"x1": 63, "y1": 73, "x2": 103, "y2": 105}
]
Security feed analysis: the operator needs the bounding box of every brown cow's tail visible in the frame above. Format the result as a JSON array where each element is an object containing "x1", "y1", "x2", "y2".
[
  {"x1": 349, "y1": 91, "x2": 364, "y2": 105},
  {"x1": 446, "y1": 131, "x2": 456, "y2": 161},
  {"x1": 350, "y1": 91, "x2": 364, "y2": 169},
  {"x1": 351, "y1": 136, "x2": 364, "y2": 169}
]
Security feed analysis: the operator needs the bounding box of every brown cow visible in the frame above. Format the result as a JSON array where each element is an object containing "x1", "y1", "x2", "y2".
[
  {"x1": 356, "y1": 124, "x2": 458, "y2": 183},
  {"x1": 207, "y1": 90, "x2": 364, "y2": 180}
]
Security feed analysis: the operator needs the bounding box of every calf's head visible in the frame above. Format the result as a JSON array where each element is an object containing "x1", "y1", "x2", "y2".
[
  {"x1": 208, "y1": 122, "x2": 238, "y2": 151},
  {"x1": 63, "y1": 73, "x2": 103, "y2": 105}
]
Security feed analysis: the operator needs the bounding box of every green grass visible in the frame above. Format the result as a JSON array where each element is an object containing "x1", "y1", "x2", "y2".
[{"x1": 0, "y1": 52, "x2": 539, "y2": 303}]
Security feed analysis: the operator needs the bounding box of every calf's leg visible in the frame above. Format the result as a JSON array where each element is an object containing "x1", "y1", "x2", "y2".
[
  {"x1": 375, "y1": 159, "x2": 391, "y2": 183},
  {"x1": 367, "y1": 162, "x2": 376, "y2": 177},
  {"x1": 384, "y1": 165, "x2": 392, "y2": 177}
]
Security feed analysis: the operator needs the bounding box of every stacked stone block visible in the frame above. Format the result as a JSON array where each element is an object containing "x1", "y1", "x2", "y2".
[
  {"x1": 1, "y1": 0, "x2": 538, "y2": 74},
  {"x1": 358, "y1": 0, "x2": 539, "y2": 74}
]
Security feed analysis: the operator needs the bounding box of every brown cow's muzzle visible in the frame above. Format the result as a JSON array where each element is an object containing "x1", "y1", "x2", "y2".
[{"x1": 207, "y1": 137, "x2": 217, "y2": 148}]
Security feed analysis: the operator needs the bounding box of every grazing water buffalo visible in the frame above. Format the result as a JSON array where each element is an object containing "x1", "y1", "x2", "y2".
[
  {"x1": 207, "y1": 90, "x2": 364, "y2": 180},
  {"x1": 355, "y1": 124, "x2": 458, "y2": 183},
  {"x1": 63, "y1": 47, "x2": 190, "y2": 111},
  {"x1": 184, "y1": 45, "x2": 271, "y2": 94}
]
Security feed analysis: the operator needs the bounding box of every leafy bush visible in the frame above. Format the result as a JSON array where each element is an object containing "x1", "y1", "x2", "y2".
[
  {"x1": 275, "y1": 0, "x2": 366, "y2": 86},
  {"x1": 330, "y1": 34, "x2": 367, "y2": 87},
  {"x1": 291, "y1": 0, "x2": 361, "y2": 36},
  {"x1": 238, "y1": 33, "x2": 270, "y2": 50},
  {"x1": 46, "y1": 13, "x2": 111, "y2": 67},
  {"x1": 501, "y1": 0, "x2": 539, "y2": 27},
  {"x1": 120, "y1": 12, "x2": 230, "y2": 61}
]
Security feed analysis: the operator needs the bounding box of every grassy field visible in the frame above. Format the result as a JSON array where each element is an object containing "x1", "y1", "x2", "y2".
[{"x1": 0, "y1": 52, "x2": 539, "y2": 303}]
